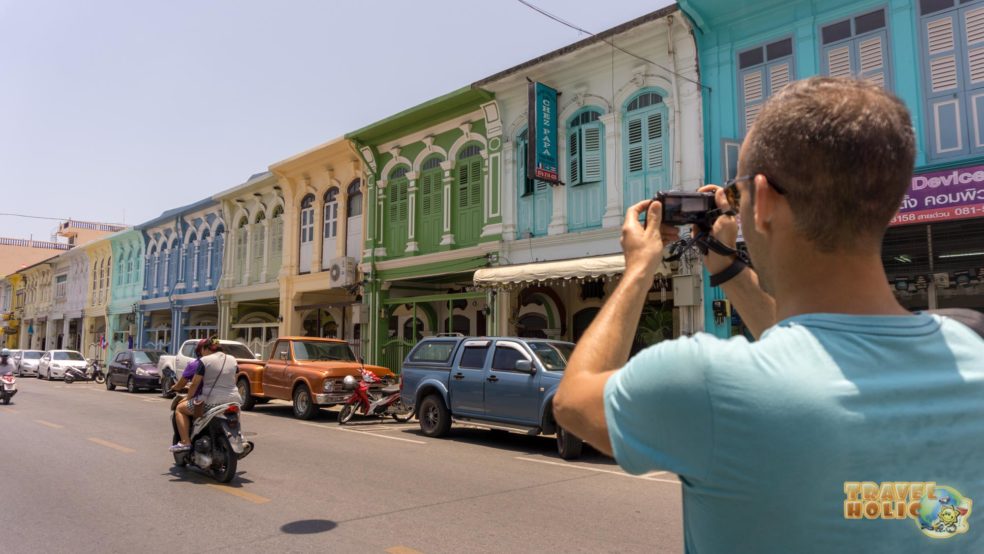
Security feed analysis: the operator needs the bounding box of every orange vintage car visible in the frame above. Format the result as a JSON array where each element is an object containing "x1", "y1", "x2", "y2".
[{"x1": 236, "y1": 336, "x2": 393, "y2": 420}]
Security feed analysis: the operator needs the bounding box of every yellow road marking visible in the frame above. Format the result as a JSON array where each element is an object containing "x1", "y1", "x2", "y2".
[
  {"x1": 35, "y1": 419, "x2": 63, "y2": 429},
  {"x1": 87, "y1": 437, "x2": 135, "y2": 453},
  {"x1": 386, "y1": 547, "x2": 426, "y2": 554},
  {"x1": 0, "y1": 407, "x2": 16, "y2": 414},
  {"x1": 205, "y1": 484, "x2": 270, "y2": 504},
  {"x1": 514, "y1": 457, "x2": 680, "y2": 483}
]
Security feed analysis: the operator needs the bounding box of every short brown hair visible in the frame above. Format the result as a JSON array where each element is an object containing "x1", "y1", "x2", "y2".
[{"x1": 742, "y1": 77, "x2": 915, "y2": 252}]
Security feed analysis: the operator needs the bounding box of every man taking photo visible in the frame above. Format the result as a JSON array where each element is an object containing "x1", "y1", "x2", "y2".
[{"x1": 554, "y1": 77, "x2": 984, "y2": 552}]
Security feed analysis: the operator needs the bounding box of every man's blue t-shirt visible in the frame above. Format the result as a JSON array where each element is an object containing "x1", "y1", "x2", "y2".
[{"x1": 604, "y1": 313, "x2": 984, "y2": 553}]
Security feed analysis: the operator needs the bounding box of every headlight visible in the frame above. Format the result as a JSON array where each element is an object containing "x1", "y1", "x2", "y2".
[
  {"x1": 322, "y1": 380, "x2": 334, "y2": 392},
  {"x1": 135, "y1": 368, "x2": 149, "y2": 376},
  {"x1": 343, "y1": 375, "x2": 357, "y2": 390}
]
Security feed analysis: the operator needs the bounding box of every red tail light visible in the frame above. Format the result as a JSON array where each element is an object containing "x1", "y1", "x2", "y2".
[{"x1": 225, "y1": 405, "x2": 240, "y2": 415}]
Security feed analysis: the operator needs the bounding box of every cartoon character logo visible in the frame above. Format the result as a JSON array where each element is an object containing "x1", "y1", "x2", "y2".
[{"x1": 916, "y1": 486, "x2": 973, "y2": 539}]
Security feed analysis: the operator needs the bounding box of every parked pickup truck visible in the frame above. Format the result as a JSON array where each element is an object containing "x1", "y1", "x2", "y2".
[
  {"x1": 400, "y1": 336, "x2": 583, "y2": 459},
  {"x1": 158, "y1": 339, "x2": 262, "y2": 397},
  {"x1": 237, "y1": 336, "x2": 395, "y2": 420}
]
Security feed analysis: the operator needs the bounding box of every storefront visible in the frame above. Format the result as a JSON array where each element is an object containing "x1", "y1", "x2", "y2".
[{"x1": 883, "y1": 164, "x2": 984, "y2": 313}]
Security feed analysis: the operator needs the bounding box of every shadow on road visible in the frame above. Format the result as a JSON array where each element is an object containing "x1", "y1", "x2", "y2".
[
  {"x1": 165, "y1": 466, "x2": 254, "y2": 487},
  {"x1": 280, "y1": 519, "x2": 338, "y2": 534}
]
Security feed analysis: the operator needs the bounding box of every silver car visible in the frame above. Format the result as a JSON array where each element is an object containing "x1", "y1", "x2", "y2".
[
  {"x1": 38, "y1": 350, "x2": 87, "y2": 380},
  {"x1": 15, "y1": 350, "x2": 42, "y2": 377}
]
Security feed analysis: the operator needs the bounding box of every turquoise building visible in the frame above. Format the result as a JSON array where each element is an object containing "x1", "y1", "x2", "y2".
[
  {"x1": 106, "y1": 229, "x2": 144, "y2": 361},
  {"x1": 680, "y1": 0, "x2": 984, "y2": 336}
]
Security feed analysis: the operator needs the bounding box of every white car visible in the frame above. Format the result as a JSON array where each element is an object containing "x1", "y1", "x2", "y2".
[
  {"x1": 38, "y1": 350, "x2": 87, "y2": 380},
  {"x1": 15, "y1": 350, "x2": 42, "y2": 377}
]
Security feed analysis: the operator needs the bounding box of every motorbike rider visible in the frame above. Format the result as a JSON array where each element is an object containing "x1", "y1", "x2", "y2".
[
  {"x1": 0, "y1": 349, "x2": 15, "y2": 376},
  {"x1": 170, "y1": 336, "x2": 241, "y2": 452}
]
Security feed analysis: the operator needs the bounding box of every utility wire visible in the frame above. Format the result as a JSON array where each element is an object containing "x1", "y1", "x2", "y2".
[
  {"x1": 0, "y1": 213, "x2": 70, "y2": 222},
  {"x1": 514, "y1": 0, "x2": 709, "y2": 91}
]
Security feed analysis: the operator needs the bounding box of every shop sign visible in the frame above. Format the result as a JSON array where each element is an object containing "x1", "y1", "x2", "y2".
[
  {"x1": 527, "y1": 81, "x2": 561, "y2": 184},
  {"x1": 891, "y1": 164, "x2": 984, "y2": 226}
]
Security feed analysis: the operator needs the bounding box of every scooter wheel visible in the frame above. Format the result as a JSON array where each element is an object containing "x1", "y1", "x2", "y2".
[
  {"x1": 338, "y1": 403, "x2": 357, "y2": 425},
  {"x1": 64, "y1": 376, "x2": 74, "y2": 384}
]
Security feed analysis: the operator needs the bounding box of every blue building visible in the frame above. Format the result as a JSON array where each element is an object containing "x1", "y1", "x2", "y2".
[
  {"x1": 681, "y1": 0, "x2": 984, "y2": 336},
  {"x1": 136, "y1": 198, "x2": 226, "y2": 353}
]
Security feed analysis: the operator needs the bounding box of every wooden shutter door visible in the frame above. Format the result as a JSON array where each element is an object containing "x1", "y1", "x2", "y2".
[
  {"x1": 857, "y1": 32, "x2": 888, "y2": 88},
  {"x1": 568, "y1": 128, "x2": 581, "y2": 186},
  {"x1": 740, "y1": 66, "x2": 766, "y2": 133},
  {"x1": 419, "y1": 171, "x2": 441, "y2": 252},
  {"x1": 926, "y1": 12, "x2": 968, "y2": 157},
  {"x1": 823, "y1": 44, "x2": 854, "y2": 77},
  {"x1": 569, "y1": 123, "x2": 604, "y2": 231},
  {"x1": 624, "y1": 114, "x2": 647, "y2": 210},
  {"x1": 645, "y1": 111, "x2": 667, "y2": 198},
  {"x1": 516, "y1": 137, "x2": 533, "y2": 238},
  {"x1": 963, "y1": 5, "x2": 984, "y2": 152}
]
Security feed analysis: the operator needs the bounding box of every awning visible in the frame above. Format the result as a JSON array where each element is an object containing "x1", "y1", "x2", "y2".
[{"x1": 473, "y1": 254, "x2": 670, "y2": 288}]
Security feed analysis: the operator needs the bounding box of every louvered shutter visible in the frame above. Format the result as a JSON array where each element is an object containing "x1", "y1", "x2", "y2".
[
  {"x1": 458, "y1": 163, "x2": 469, "y2": 208},
  {"x1": 581, "y1": 124, "x2": 602, "y2": 183},
  {"x1": 858, "y1": 34, "x2": 887, "y2": 87},
  {"x1": 964, "y1": 5, "x2": 984, "y2": 151},
  {"x1": 469, "y1": 159, "x2": 483, "y2": 207},
  {"x1": 925, "y1": 12, "x2": 966, "y2": 156},
  {"x1": 568, "y1": 128, "x2": 581, "y2": 185},
  {"x1": 741, "y1": 67, "x2": 766, "y2": 132},
  {"x1": 627, "y1": 115, "x2": 644, "y2": 173},
  {"x1": 768, "y1": 61, "x2": 791, "y2": 94},
  {"x1": 646, "y1": 112, "x2": 664, "y2": 171},
  {"x1": 825, "y1": 44, "x2": 853, "y2": 77},
  {"x1": 398, "y1": 181, "x2": 408, "y2": 221},
  {"x1": 421, "y1": 173, "x2": 432, "y2": 216}
]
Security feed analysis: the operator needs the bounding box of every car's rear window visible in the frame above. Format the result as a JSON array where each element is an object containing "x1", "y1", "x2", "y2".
[
  {"x1": 409, "y1": 341, "x2": 457, "y2": 363},
  {"x1": 223, "y1": 344, "x2": 255, "y2": 360},
  {"x1": 53, "y1": 351, "x2": 84, "y2": 361},
  {"x1": 23, "y1": 352, "x2": 42, "y2": 360}
]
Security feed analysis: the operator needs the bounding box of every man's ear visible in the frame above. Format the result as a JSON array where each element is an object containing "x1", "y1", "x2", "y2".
[{"x1": 752, "y1": 174, "x2": 776, "y2": 235}]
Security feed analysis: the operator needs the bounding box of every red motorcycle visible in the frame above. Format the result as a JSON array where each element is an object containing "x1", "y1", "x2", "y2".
[{"x1": 338, "y1": 368, "x2": 413, "y2": 424}]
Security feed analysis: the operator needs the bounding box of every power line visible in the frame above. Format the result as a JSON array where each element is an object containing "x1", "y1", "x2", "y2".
[
  {"x1": 0, "y1": 213, "x2": 70, "y2": 222},
  {"x1": 514, "y1": 0, "x2": 709, "y2": 91}
]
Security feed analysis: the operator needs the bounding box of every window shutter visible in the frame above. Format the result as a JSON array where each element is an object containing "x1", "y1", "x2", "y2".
[
  {"x1": 469, "y1": 159, "x2": 483, "y2": 207},
  {"x1": 646, "y1": 112, "x2": 664, "y2": 170},
  {"x1": 928, "y1": 15, "x2": 959, "y2": 93},
  {"x1": 568, "y1": 128, "x2": 580, "y2": 185},
  {"x1": 825, "y1": 44, "x2": 853, "y2": 77},
  {"x1": 458, "y1": 164, "x2": 469, "y2": 208},
  {"x1": 858, "y1": 35, "x2": 887, "y2": 87},
  {"x1": 965, "y1": 6, "x2": 984, "y2": 86},
  {"x1": 581, "y1": 124, "x2": 603, "y2": 183},
  {"x1": 768, "y1": 61, "x2": 790, "y2": 94},
  {"x1": 925, "y1": 12, "x2": 966, "y2": 157},
  {"x1": 421, "y1": 174, "x2": 431, "y2": 215},
  {"x1": 398, "y1": 182, "x2": 408, "y2": 221},
  {"x1": 741, "y1": 67, "x2": 765, "y2": 132},
  {"x1": 627, "y1": 116, "x2": 644, "y2": 173}
]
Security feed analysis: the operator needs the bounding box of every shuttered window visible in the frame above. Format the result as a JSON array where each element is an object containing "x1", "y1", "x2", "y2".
[
  {"x1": 738, "y1": 38, "x2": 794, "y2": 134},
  {"x1": 623, "y1": 91, "x2": 670, "y2": 210},
  {"x1": 921, "y1": 0, "x2": 984, "y2": 159},
  {"x1": 625, "y1": 109, "x2": 664, "y2": 174},
  {"x1": 820, "y1": 9, "x2": 891, "y2": 89},
  {"x1": 567, "y1": 109, "x2": 603, "y2": 186},
  {"x1": 418, "y1": 157, "x2": 443, "y2": 252},
  {"x1": 385, "y1": 166, "x2": 410, "y2": 256},
  {"x1": 517, "y1": 129, "x2": 550, "y2": 238}
]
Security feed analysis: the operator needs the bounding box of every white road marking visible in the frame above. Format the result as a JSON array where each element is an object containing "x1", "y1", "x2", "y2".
[
  {"x1": 514, "y1": 457, "x2": 680, "y2": 483},
  {"x1": 299, "y1": 421, "x2": 426, "y2": 444}
]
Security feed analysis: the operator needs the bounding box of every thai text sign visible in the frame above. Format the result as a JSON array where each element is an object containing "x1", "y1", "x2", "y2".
[
  {"x1": 527, "y1": 81, "x2": 559, "y2": 183},
  {"x1": 891, "y1": 164, "x2": 984, "y2": 226}
]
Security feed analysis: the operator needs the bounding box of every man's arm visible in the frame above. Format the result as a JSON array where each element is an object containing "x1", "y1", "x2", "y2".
[{"x1": 554, "y1": 200, "x2": 670, "y2": 456}]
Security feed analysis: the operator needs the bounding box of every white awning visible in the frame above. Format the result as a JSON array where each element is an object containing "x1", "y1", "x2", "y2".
[{"x1": 473, "y1": 254, "x2": 670, "y2": 288}]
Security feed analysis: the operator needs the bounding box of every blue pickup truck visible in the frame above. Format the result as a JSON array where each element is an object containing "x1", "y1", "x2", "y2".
[{"x1": 400, "y1": 336, "x2": 584, "y2": 459}]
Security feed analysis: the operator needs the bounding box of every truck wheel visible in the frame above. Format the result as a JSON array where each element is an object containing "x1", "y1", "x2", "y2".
[
  {"x1": 237, "y1": 378, "x2": 255, "y2": 411},
  {"x1": 556, "y1": 425, "x2": 583, "y2": 460},
  {"x1": 418, "y1": 394, "x2": 450, "y2": 438},
  {"x1": 161, "y1": 375, "x2": 174, "y2": 398},
  {"x1": 292, "y1": 385, "x2": 317, "y2": 420}
]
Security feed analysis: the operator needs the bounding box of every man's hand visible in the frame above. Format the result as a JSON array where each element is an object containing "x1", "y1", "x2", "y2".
[
  {"x1": 621, "y1": 199, "x2": 679, "y2": 279},
  {"x1": 696, "y1": 185, "x2": 740, "y2": 274}
]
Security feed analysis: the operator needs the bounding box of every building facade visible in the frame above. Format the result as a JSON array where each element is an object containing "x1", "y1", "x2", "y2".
[
  {"x1": 19, "y1": 259, "x2": 54, "y2": 350},
  {"x1": 0, "y1": 274, "x2": 23, "y2": 348},
  {"x1": 46, "y1": 246, "x2": 89, "y2": 352},
  {"x1": 82, "y1": 236, "x2": 115, "y2": 362},
  {"x1": 215, "y1": 172, "x2": 285, "y2": 358},
  {"x1": 107, "y1": 229, "x2": 144, "y2": 361},
  {"x1": 137, "y1": 199, "x2": 225, "y2": 354},
  {"x1": 474, "y1": 6, "x2": 700, "y2": 346},
  {"x1": 681, "y1": 0, "x2": 984, "y2": 335},
  {"x1": 347, "y1": 88, "x2": 504, "y2": 370},
  {"x1": 270, "y1": 139, "x2": 365, "y2": 357}
]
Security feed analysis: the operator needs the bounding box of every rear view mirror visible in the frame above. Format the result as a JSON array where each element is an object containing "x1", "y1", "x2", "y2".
[
  {"x1": 279, "y1": 352, "x2": 289, "y2": 361},
  {"x1": 515, "y1": 359, "x2": 532, "y2": 372},
  {"x1": 255, "y1": 353, "x2": 263, "y2": 360}
]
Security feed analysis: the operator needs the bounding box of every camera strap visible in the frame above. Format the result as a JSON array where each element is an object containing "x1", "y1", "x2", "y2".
[{"x1": 665, "y1": 231, "x2": 751, "y2": 266}]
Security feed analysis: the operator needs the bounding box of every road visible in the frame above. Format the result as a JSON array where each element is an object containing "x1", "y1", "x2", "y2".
[{"x1": 1, "y1": 377, "x2": 683, "y2": 553}]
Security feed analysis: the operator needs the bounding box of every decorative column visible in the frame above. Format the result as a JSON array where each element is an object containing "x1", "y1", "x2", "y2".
[
  {"x1": 242, "y1": 225, "x2": 252, "y2": 287},
  {"x1": 375, "y1": 179, "x2": 389, "y2": 257},
  {"x1": 259, "y1": 216, "x2": 270, "y2": 283},
  {"x1": 311, "y1": 193, "x2": 325, "y2": 273},
  {"x1": 481, "y1": 100, "x2": 504, "y2": 239},
  {"x1": 439, "y1": 161, "x2": 455, "y2": 247},
  {"x1": 600, "y1": 112, "x2": 622, "y2": 228},
  {"x1": 405, "y1": 172, "x2": 419, "y2": 254}
]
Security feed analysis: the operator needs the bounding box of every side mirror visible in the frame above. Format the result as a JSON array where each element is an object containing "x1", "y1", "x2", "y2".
[
  {"x1": 255, "y1": 353, "x2": 263, "y2": 360},
  {"x1": 515, "y1": 359, "x2": 533, "y2": 372},
  {"x1": 279, "y1": 351, "x2": 289, "y2": 361}
]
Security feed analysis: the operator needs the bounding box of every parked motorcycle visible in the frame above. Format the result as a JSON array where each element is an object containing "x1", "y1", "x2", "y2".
[
  {"x1": 338, "y1": 368, "x2": 413, "y2": 424},
  {"x1": 170, "y1": 401, "x2": 254, "y2": 483},
  {"x1": 64, "y1": 361, "x2": 105, "y2": 385},
  {"x1": 1, "y1": 372, "x2": 17, "y2": 405}
]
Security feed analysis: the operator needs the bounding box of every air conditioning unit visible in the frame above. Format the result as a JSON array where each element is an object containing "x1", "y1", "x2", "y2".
[{"x1": 328, "y1": 257, "x2": 358, "y2": 288}]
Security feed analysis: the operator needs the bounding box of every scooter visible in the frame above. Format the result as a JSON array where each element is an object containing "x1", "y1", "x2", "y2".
[
  {"x1": 64, "y1": 361, "x2": 106, "y2": 385},
  {"x1": 338, "y1": 368, "x2": 413, "y2": 424},
  {"x1": 1, "y1": 372, "x2": 17, "y2": 405},
  {"x1": 170, "y1": 400, "x2": 254, "y2": 483}
]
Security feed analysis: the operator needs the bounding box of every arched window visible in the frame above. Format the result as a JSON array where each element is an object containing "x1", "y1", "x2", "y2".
[
  {"x1": 269, "y1": 204, "x2": 284, "y2": 277},
  {"x1": 251, "y1": 212, "x2": 265, "y2": 283},
  {"x1": 322, "y1": 188, "x2": 339, "y2": 269},
  {"x1": 623, "y1": 90, "x2": 668, "y2": 210},
  {"x1": 418, "y1": 156, "x2": 444, "y2": 253},
  {"x1": 236, "y1": 216, "x2": 248, "y2": 281},
  {"x1": 299, "y1": 194, "x2": 315, "y2": 273},
  {"x1": 345, "y1": 180, "x2": 363, "y2": 260},
  {"x1": 454, "y1": 145, "x2": 483, "y2": 247},
  {"x1": 386, "y1": 167, "x2": 410, "y2": 257},
  {"x1": 567, "y1": 108, "x2": 606, "y2": 231}
]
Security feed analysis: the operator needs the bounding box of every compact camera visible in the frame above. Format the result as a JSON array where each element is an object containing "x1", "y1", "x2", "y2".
[{"x1": 655, "y1": 191, "x2": 720, "y2": 230}]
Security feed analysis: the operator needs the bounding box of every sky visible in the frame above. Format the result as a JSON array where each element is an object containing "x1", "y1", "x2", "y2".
[{"x1": 0, "y1": 0, "x2": 673, "y2": 243}]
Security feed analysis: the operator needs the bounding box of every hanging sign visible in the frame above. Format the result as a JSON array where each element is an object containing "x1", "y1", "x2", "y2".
[
  {"x1": 527, "y1": 81, "x2": 561, "y2": 184},
  {"x1": 891, "y1": 164, "x2": 984, "y2": 226}
]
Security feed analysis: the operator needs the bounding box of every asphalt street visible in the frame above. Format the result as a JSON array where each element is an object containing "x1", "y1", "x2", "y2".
[{"x1": 1, "y1": 377, "x2": 683, "y2": 553}]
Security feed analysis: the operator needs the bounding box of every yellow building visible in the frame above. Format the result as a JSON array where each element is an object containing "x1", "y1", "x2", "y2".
[
  {"x1": 0, "y1": 273, "x2": 25, "y2": 349},
  {"x1": 270, "y1": 138, "x2": 366, "y2": 356},
  {"x1": 19, "y1": 258, "x2": 55, "y2": 350},
  {"x1": 82, "y1": 236, "x2": 114, "y2": 362}
]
